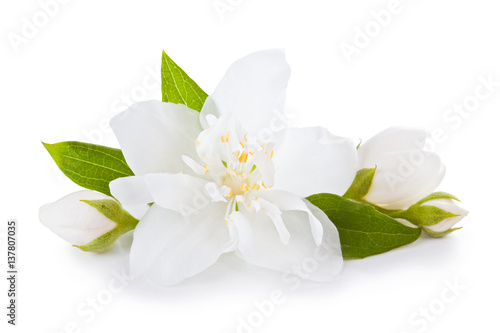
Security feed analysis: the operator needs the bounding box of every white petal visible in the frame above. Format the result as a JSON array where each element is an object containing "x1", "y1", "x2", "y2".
[
  {"x1": 109, "y1": 175, "x2": 153, "y2": 219},
  {"x1": 253, "y1": 151, "x2": 275, "y2": 188},
  {"x1": 272, "y1": 127, "x2": 358, "y2": 197},
  {"x1": 109, "y1": 175, "x2": 153, "y2": 206},
  {"x1": 39, "y1": 191, "x2": 117, "y2": 246},
  {"x1": 181, "y1": 155, "x2": 208, "y2": 176},
  {"x1": 228, "y1": 211, "x2": 255, "y2": 259},
  {"x1": 205, "y1": 182, "x2": 228, "y2": 203},
  {"x1": 364, "y1": 150, "x2": 445, "y2": 209},
  {"x1": 236, "y1": 202, "x2": 343, "y2": 282},
  {"x1": 130, "y1": 203, "x2": 234, "y2": 286},
  {"x1": 259, "y1": 190, "x2": 324, "y2": 246},
  {"x1": 425, "y1": 218, "x2": 461, "y2": 233},
  {"x1": 200, "y1": 50, "x2": 291, "y2": 134},
  {"x1": 258, "y1": 199, "x2": 290, "y2": 245},
  {"x1": 198, "y1": 96, "x2": 220, "y2": 130},
  {"x1": 358, "y1": 127, "x2": 428, "y2": 168},
  {"x1": 196, "y1": 113, "x2": 235, "y2": 168},
  {"x1": 422, "y1": 198, "x2": 468, "y2": 216},
  {"x1": 144, "y1": 173, "x2": 211, "y2": 215},
  {"x1": 110, "y1": 100, "x2": 203, "y2": 175}
]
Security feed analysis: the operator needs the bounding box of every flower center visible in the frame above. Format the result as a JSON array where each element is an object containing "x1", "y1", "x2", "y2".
[{"x1": 223, "y1": 170, "x2": 250, "y2": 196}]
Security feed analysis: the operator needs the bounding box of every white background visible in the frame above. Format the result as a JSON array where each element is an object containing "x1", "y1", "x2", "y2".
[{"x1": 1, "y1": 0, "x2": 499, "y2": 332}]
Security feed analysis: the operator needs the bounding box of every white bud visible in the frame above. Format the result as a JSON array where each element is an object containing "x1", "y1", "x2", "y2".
[
  {"x1": 422, "y1": 199, "x2": 468, "y2": 233},
  {"x1": 39, "y1": 190, "x2": 117, "y2": 246},
  {"x1": 358, "y1": 127, "x2": 445, "y2": 210}
]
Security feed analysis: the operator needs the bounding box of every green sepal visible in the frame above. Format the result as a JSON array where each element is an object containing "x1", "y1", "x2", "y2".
[
  {"x1": 422, "y1": 227, "x2": 462, "y2": 238},
  {"x1": 43, "y1": 141, "x2": 134, "y2": 197},
  {"x1": 73, "y1": 199, "x2": 139, "y2": 252},
  {"x1": 161, "y1": 50, "x2": 208, "y2": 112},
  {"x1": 307, "y1": 194, "x2": 421, "y2": 259},
  {"x1": 392, "y1": 206, "x2": 458, "y2": 227},
  {"x1": 74, "y1": 227, "x2": 128, "y2": 253},
  {"x1": 413, "y1": 192, "x2": 460, "y2": 206},
  {"x1": 343, "y1": 168, "x2": 376, "y2": 201}
]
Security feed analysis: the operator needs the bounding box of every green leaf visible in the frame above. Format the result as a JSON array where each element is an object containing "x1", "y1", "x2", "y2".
[
  {"x1": 43, "y1": 141, "x2": 134, "y2": 196},
  {"x1": 161, "y1": 50, "x2": 208, "y2": 111},
  {"x1": 343, "y1": 168, "x2": 376, "y2": 201},
  {"x1": 74, "y1": 199, "x2": 139, "y2": 252},
  {"x1": 307, "y1": 194, "x2": 421, "y2": 259}
]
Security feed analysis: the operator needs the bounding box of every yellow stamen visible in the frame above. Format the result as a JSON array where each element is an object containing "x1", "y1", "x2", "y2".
[{"x1": 238, "y1": 151, "x2": 248, "y2": 163}]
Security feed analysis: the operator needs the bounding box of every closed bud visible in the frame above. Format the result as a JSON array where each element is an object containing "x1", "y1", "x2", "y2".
[
  {"x1": 420, "y1": 198, "x2": 468, "y2": 237},
  {"x1": 357, "y1": 127, "x2": 445, "y2": 210},
  {"x1": 392, "y1": 192, "x2": 468, "y2": 237},
  {"x1": 39, "y1": 190, "x2": 138, "y2": 251}
]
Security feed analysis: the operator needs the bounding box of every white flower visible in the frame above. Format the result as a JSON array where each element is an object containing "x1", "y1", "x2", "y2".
[
  {"x1": 109, "y1": 50, "x2": 358, "y2": 286},
  {"x1": 358, "y1": 127, "x2": 445, "y2": 210},
  {"x1": 422, "y1": 199, "x2": 468, "y2": 234},
  {"x1": 39, "y1": 190, "x2": 117, "y2": 246}
]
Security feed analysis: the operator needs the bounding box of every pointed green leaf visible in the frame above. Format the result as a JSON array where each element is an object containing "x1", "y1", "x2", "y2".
[
  {"x1": 307, "y1": 194, "x2": 422, "y2": 259},
  {"x1": 43, "y1": 141, "x2": 134, "y2": 196},
  {"x1": 74, "y1": 199, "x2": 139, "y2": 252},
  {"x1": 161, "y1": 50, "x2": 208, "y2": 111}
]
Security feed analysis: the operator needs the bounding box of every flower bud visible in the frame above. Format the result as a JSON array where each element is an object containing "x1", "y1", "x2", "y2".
[
  {"x1": 39, "y1": 190, "x2": 138, "y2": 251},
  {"x1": 357, "y1": 127, "x2": 445, "y2": 210},
  {"x1": 420, "y1": 198, "x2": 468, "y2": 237},
  {"x1": 391, "y1": 192, "x2": 468, "y2": 237}
]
